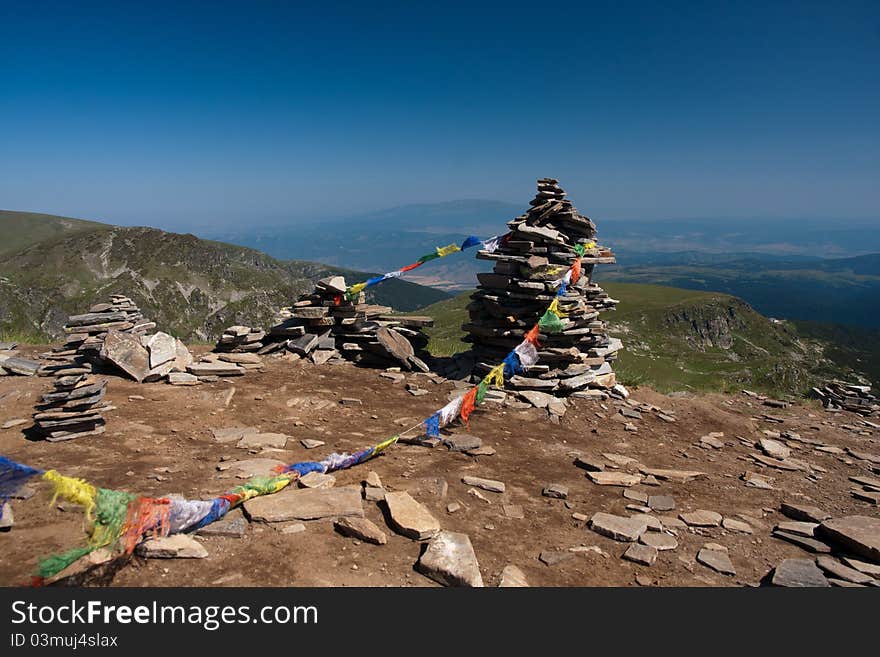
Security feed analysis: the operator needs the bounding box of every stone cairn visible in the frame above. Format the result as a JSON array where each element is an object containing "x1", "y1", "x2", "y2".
[
  {"x1": 32, "y1": 374, "x2": 111, "y2": 441},
  {"x1": 464, "y1": 178, "x2": 622, "y2": 397},
  {"x1": 38, "y1": 295, "x2": 156, "y2": 378},
  {"x1": 38, "y1": 295, "x2": 194, "y2": 385},
  {"x1": 812, "y1": 381, "x2": 878, "y2": 416},
  {"x1": 214, "y1": 276, "x2": 433, "y2": 371}
]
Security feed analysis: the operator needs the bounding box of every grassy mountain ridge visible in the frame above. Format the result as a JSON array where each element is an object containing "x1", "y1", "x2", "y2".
[
  {"x1": 0, "y1": 212, "x2": 449, "y2": 342},
  {"x1": 0, "y1": 209, "x2": 106, "y2": 257},
  {"x1": 420, "y1": 282, "x2": 871, "y2": 395}
]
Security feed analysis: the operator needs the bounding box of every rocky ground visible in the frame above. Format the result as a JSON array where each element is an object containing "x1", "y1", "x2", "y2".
[{"x1": 1, "y1": 345, "x2": 878, "y2": 587}]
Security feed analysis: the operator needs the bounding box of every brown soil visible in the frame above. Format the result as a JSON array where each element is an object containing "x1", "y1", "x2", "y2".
[{"x1": 1, "y1": 346, "x2": 877, "y2": 587}]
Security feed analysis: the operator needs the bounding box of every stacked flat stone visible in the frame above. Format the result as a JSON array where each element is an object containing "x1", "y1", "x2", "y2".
[
  {"x1": 0, "y1": 342, "x2": 42, "y2": 377},
  {"x1": 214, "y1": 325, "x2": 267, "y2": 353},
  {"x1": 812, "y1": 381, "x2": 878, "y2": 416},
  {"x1": 38, "y1": 295, "x2": 156, "y2": 378},
  {"x1": 238, "y1": 276, "x2": 433, "y2": 370},
  {"x1": 32, "y1": 374, "x2": 111, "y2": 441},
  {"x1": 465, "y1": 178, "x2": 621, "y2": 394}
]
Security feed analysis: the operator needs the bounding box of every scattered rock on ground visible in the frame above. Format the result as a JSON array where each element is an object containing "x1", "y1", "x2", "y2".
[{"x1": 417, "y1": 531, "x2": 483, "y2": 587}]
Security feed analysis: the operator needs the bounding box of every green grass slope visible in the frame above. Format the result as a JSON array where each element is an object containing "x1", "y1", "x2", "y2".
[
  {"x1": 0, "y1": 212, "x2": 449, "y2": 343},
  {"x1": 420, "y1": 282, "x2": 870, "y2": 395},
  {"x1": 0, "y1": 210, "x2": 106, "y2": 257}
]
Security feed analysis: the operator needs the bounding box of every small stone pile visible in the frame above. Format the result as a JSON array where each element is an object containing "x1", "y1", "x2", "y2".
[
  {"x1": 38, "y1": 295, "x2": 156, "y2": 378},
  {"x1": 812, "y1": 381, "x2": 878, "y2": 416},
  {"x1": 32, "y1": 374, "x2": 111, "y2": 441},
  {"x1": 215, "y1": 276, "x2": 433, "y2": 371},
  {"x1": 37, "y1": 295, "x2": 195, "y2": 385},
  {"x1": 464, "y1": 178, "x2": 621, "y2": 395},
  {"x1": 0, "y1": 342, "x2": 41, "y2": 377},
  {"x1": 214, "y1": 326, "x2": 267, "y2": 353}
]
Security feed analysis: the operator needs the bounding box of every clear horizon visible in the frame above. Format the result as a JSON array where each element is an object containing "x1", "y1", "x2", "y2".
[{"x1": 1, "y1": 1, "x2": 878, "y2": 230}]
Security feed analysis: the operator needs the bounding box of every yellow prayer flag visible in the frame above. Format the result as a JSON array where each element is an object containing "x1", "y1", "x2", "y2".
[
  {"x1": 482, "y1": 364, "x2": 505, "y2": 388},
  {"x1": 435, "y1": 244, "x2": 461, "y2": 257}
]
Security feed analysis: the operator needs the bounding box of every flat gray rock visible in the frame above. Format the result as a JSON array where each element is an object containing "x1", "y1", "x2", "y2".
[
  {"x1": 818, "y1": 516, "x2": 880, "y2": 562},
  {"x1": 587, "y1": 471, "x2": 642, "y2": 487},
  {"x1": 187, "y1": 361, "x2": 245, "y2": 377},
  {"x1": 461, "y1": 475, "x2": 505, "y2": 493},
  {"x1": 815, "y1": 556, "x2": 875, "y2": 585},
  {"x1": 136, "y1": 534, "x2": 208, "y2": 558},
  {"x1": 0, "y1": 503, "x2": 13, "y2": 531},
  {"x1": 680, "y1": 510, "x2": 722, "y2": 527},
  {"x1": 244, "y1": 486, "x2": 363, "y2": 522},
  {"x1": 589, "y1": 512, "x2": 648, "y2": 542},
  {"x1": 771, "y1": 558, "x2": 830, "y2": 587},
  {"x1": 772, "y1": 530, "x2": 831, "y2": 553},
  {"x1": 441, "y1": 433, "x2": 482, "y2": 453},
  {"x1": 775, "y1": 521, "x2": 818, "y2": 537},
  {"x1": 623, "y1": 543, "x2": 658, "y2": 566},
  {"x1": 574, "y1": 455, "x2": 604, "y2": 472},
  {"x1": 498, "y1": 564, "x2": 529, "y2": 587},
  {"x1": 383, "y1": 491, "x2": 440, "y2": 540},
  {"x1": 334, "y1": 516, "x2": 387, "y2": 545},
  {"x1": 639, "y1": 467, "x2": 707, "y2": 483},
  {"x1": 196, "y1": 509, "x2": 247, "y2": 538},
  {"x1": 300, "y1": 438, "x2": 325, "y2": 449},
  {"x1": 697, "y1": 548, "x2": 736, "y2": 576},
  {"x1": 167, "y1": 372, "x2": 199, "y2": 386},
  {"x1": 722, "y1": 518, "x2": 753, "y2": 534},
  {"x1": 417, "y1": 531, "x2": 484, "y2": 587},
  {"x1": 542, "y1": 484, "x2": 568, "y2": 499},
  {"x1": 539, "y1": 550, "x2": 575, "y2": 566},
  {"x1": 297, "y1": 472, "x2": 336, "y2": 489},
  {"x1": 102, "y1": 330, "x2": 150, "y2": 382},
  {"x1": 2, "y1": 357, "x2": 41, "y2": 376},
  {"x1": 639, "y1": 532, "x2": 678, "y2": 551},
  {"x1": 759, "y1": 437, "x2": 791, "y2": 460},
  {"x1": 648, "y1": 495, "x2": 675, "y2": 511},
  {"x1": 147, "y1": 332, "x2": 177, "y2": 368},
  {"x1": 212, "y1": 426, "x2": 258, "y2": 444},
  {"x1": 236, "y1": 432, "x2": 288, "y2": 449}
]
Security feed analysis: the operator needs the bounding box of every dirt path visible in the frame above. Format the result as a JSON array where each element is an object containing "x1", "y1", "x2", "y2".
[{"x1": 1, "y1": 346, "x2": 877, "y2": 587}]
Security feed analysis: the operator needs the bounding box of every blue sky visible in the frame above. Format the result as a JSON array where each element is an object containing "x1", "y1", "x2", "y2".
[{"x1": 1, "y1": 1, "x2": 878, "y2": 229}]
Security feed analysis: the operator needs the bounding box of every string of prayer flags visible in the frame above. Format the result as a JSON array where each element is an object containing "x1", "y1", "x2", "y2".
[{"x1": 345, "y1": 233, "x2": 508, "y2": 300}]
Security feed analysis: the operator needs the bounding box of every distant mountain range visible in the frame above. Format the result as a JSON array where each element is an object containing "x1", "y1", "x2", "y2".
[
  {"x1": 420, "y1": 283, "x2": 879, "y2": 394},
  {"x1": 199, "y1": 200, "x2": 880, "y2": 329},
  {"x1": 0, "y1": 210, "x2": 449, "y2": 342}
]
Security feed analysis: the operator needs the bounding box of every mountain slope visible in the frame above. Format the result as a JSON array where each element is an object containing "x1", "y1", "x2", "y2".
[
  {"x1": 420, "y1": 282, "x2": 871, "y2": 395},
  {"x1": 0, "y1": 212, "x2": 449, "y2": 342},
  {"x1": 0, "y1": 209, "x2": 106, "y2": 257}
]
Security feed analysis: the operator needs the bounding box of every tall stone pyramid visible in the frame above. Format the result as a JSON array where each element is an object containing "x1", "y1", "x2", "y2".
[{"x1": 465, "y1": 178, "x2": 622, "y2": 395}]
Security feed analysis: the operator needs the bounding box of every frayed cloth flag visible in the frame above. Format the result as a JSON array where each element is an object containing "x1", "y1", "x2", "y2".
[
  {"x1": 279, "y1": 461, "x2": 326, "y2": 477},
  {"x1": 0, "y1": 457, "x2": 43, "y2": 516},
  {"x1": 475, "y1": 381, "x2": 489, "y2": 404},
  {"x1": 461, "y1": 235, "x2": 482, "y2": 249},
  {"x1": 524, "y1": 325, "x2": 541, "y2": 345},
  {"x1": 502, "y1": 351, "x2": 522, "y2": 378},
  {"x1": 188, "y1": 498, "x2": 231, "y2": 531},
  {"x1": 121, "y1": 497, "x2": 171, "y2": 553},
  {"x1": 168, "y1": 499, "x2": 216, "y2": 534},
  {"x1": 43, "y1": 470, "x2": 98, "y2": 520},
  {"x1": 438, "y1": 396, "x2": 463, "y2": 426},
  {"x1": 514, "y1": 340, "x2": 539, "y2": 368},
  {"x1": 539, "y1": 308, "x2": 566, "y2": 333},
  {"x1": 480, "y1": 235, "x2": 504, "y2": 253},
  {"x1": 460, "y1": 387, "x2": 478, "y2": 425},
  {"x1": 435, "y1": 243, "x2": 461, "y2": 257},
  {"x1": 424, "y1": 412, "x2": 441, "y2": 437},
  {"x1": 482, "y1": 363, "x2": 505, "y2": 388},
  {"x1": 571, "y1": 258, "x2": 581, "y2": 285}
]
